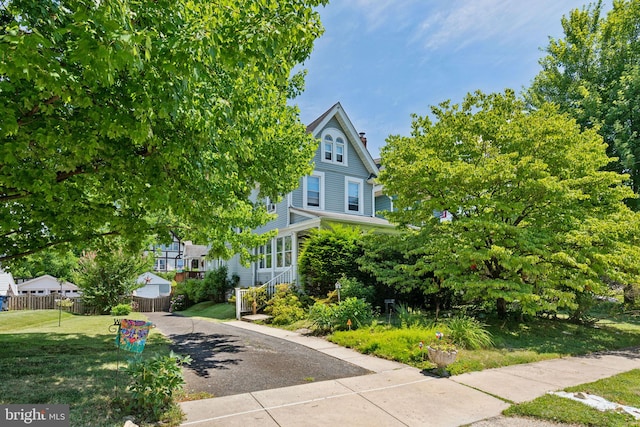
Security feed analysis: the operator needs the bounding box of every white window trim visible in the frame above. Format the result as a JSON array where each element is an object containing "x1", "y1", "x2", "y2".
[
  {"x1": 274, "y1": 235, "x2": 293, "y2": 270},
  {"x1": 320, "y1": 128, "x2": 347, "y2": 166},
  {"x1": 265, "y1": 197, "x2": 276, "y2": 214},
  {"x1": 303, "y1": 171, "x2": 325, "y2": 210},
  {"x1": 257, "y1": 242, "x2": 273, "y2": 271},
  {"x1": 345, "y1": 176, "x2": 364, "y2": 215}
]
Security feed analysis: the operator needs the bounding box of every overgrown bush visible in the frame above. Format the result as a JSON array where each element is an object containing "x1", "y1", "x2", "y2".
[
  {"x1": 183, "y1": 279, "x2": 202, "y2": 304},
  {"x1": 440, "y1": 316, "x2": 493, "y2": 350},
  {"x1": 111, "y1": 303, "x2": 132, "y2": 316},
  {"x1": 309, "y1": 297, "x2": 374, "y2": 333},
  {"x1": 299, "y1": 226, "x2": 371, "y2": 298},
  {"x1": 181, "y1": 266, "x2": 237, "y2": 304},
  {"x1": 201, "y1": 266, "x2": 236, "y2": 303},
  {"x1": 264, "y1": 284, "x2": 305, "y2": 325},
  {"x1": 124, "y1": 352, "x2": 191, "y2": 423},
  {"x1": 339, "y1": 276, "x2": 376, "y2": 305},
  {"x1": 334, "y1": 297, "x2": 374, "y2": 330}
]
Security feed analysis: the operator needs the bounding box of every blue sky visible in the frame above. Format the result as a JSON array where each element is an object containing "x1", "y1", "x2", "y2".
[{"x1": 293, "y1": 0, "x2": 607, "y2": 159}]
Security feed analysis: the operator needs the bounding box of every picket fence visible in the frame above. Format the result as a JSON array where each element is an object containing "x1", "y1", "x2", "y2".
[{"x1": 5, "y1": 294, "x2": 171, "y2": 314}]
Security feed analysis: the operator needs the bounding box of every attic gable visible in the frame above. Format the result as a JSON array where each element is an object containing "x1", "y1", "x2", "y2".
[{"x1": 307, "y1": 103, "x2": 379, "y2": 176}]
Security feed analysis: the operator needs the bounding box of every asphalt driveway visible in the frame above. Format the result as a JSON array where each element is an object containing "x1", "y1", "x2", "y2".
[{"x1": 145, "y1": 312, "x2": 370, "y2": 397}]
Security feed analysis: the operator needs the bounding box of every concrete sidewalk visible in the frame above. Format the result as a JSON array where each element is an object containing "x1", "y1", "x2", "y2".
[{"x1": 180, "y1": 321, "x2": 640, "y2": 427}]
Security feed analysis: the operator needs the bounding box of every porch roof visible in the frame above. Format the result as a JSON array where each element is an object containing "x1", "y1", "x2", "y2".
[{"x1": 289, "y1": 207, "x2": 395, "y2": 229}]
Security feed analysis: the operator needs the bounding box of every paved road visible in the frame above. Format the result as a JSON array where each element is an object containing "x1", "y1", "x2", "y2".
[{"x1": 145, "y1": 312, "x2": 370, "y2": 397}]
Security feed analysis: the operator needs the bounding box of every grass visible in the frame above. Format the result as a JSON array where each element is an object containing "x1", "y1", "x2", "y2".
[
  {"x1": 328, "y1": 309, "x2": 640, "y2": 375},
  {"x1": 176, "y1": 301, "x2": 236, "y2": 321},
  {"x1": 0, "y1": 310, "x2": 174, "y2": 427},
  {"x1": 505, "y1": 369, "x2": 640, "y2": 426}
]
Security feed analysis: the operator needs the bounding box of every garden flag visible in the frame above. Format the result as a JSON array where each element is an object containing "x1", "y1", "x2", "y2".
[{"x1": 115, "y1": 319, "x2": 154, "y2": 353}]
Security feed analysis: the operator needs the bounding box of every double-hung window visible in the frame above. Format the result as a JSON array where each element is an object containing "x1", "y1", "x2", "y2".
[
  {"x1": 345, "y1": 177, "x2": 364, "y2": 214},
  {"x1": 258, "y1": 243, "x2": 272, "y2": 270},
  {"x1": 324, "y1": 135, "x2": 333, "y2": 161},
  {"x1": 304, "y1": 172, "x2": 324, "y2": 209},
  {"x1": 321, "y1": 129, "x2": 346, "y2": 165},
  {"x1": 275, "y1": 236, "x2": 292, "y2": 268}
]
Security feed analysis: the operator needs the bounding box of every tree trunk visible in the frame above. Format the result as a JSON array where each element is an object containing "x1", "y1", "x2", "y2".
[
  {"x1": 624, "y1": 283, "x2": 637, "y2": 306},
  {"x1": 496, "y1": 297, "x2": 507, "y2": 318}
]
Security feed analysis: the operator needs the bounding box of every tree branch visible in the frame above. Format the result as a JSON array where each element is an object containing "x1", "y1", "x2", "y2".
[
  {"x1": 17, "y1": 95, "x2": 61, "y2": 126},
  {"x1": 0, "y1": 230, "x2": 120, "y2": 263}
]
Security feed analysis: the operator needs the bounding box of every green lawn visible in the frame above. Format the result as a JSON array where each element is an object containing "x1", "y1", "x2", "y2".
[
  {"x1": 0, "y1": 310, "x2": 172, "y2": 427},
  {"x1": 328, "y1": 311, "x2": 640, "y2": 375},
  {"x1": 176, "y1": 301, "x2": 236, "y2": 321},
  {"x1": 505, "y1": 369, "x2": 640, "y2": 426}
]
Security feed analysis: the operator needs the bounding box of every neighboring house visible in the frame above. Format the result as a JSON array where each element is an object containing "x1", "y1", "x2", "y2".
[
  {"x1": 149, "y1": 232, "x2": 184, "y2": 272},
  {"x1": 217, "y1": 102, "x2": 395, "y2": 288},
  {"x1": 183, "y1": 241, "x2": 209, "y2": 272},
  {"x1": 148, "y1": 232, "x2": 210, "y2": 275},
  {"x1": 134, "y1": 272, "x2": 172, "y2": 298},
  {"x1": 17, "y1": 275, "x2": 81, "y2": 297}
]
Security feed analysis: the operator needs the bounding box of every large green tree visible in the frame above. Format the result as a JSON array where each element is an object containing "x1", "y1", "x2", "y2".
[
  {"x1": 380, "y1": 90, "x2": 640, "y2": 318},
  {"x1": 0, "y1": 0, "x2": 325, "y2": 264},
  {"x1": 528, "y1": 0, "x2": 640, "y2": 209},
  {"x1": 73, "y1": 245, "x2": 152, "y2": 314}
]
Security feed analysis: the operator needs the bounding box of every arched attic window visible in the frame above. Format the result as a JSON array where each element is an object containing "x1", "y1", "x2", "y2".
[{"x1": 321, "y1": 129, "x2": 346, "y2": 165}]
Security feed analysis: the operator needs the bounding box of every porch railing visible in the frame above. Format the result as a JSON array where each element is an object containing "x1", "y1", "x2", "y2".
[{"x1": 235, "y1": 267, "x2": 295, "y2": 319}]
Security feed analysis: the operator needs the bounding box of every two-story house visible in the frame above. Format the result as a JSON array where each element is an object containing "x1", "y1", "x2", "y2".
[
  {"x1": 149, "y1": 231, "x2": 210, "y2": 277},
  {"x1": 219, "y1": 103, "x2": 395, "y2": 293}
]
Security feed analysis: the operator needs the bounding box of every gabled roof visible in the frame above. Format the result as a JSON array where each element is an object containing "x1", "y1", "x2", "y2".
[
  {"x1": 306, "y1": 102, "x2": 379, "y2": 176},
  {"x1": 184, "y1": 243, "x2": 209, "y2": 258},
  {"x1": 137, "y1": 272, "x2": 172, "y2": 286},
  {"x1": 0, "y1": 271, "x2": 17, "y2": 296},
  {"x1": 18, "y1": 275, "x2": 79, "y2": 291}
]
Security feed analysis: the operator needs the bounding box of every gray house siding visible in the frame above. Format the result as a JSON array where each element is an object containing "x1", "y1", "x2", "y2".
[
  {"x1": 254, "y1": 196, "x2": 289, "y2": 234},
  {"x1": 375, "y1": 195, "x2": 393, "y2": 218},
  {"x1": 225, "y1": 103, "x2": 389, "y2": 293}
]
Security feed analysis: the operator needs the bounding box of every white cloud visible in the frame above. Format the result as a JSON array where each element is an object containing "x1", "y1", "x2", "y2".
[{"x1": 347, "y1": 0, "x2": 420, "y2": 32}]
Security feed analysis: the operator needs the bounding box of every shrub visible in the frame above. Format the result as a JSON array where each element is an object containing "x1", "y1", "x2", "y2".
[
  {"x1": 309, "y1": 298, "x2": 374, "y2": 333},
  {"x1": 124, "y1": 352, "x2": 191, "y2": 423},
  {"x1": 201, "y1": 266, "x2": 235, "y2": 303},
  {"x1": 169, "y1": 294, "x2": 187, "y2": 312},
  {"x1": 299, "y1": 226, "x2": 369, "y2": 298},
  {"x1": 308, "y1": 301, "x2": 336, "y2": 333},
  {"x1": 244, "y1": 286, "x2": 268, "y2": 308},
  {"x1": 184, "y1": 278, "x2": 204, "y2": 304},
  {"x1": 339, "y1": 276, "x2": 376, "y2": 305},
  {"x1": 334, "y1": 297, "x2": 374, "y2": 330},
  {"x1": 441, "y1": 316, "x2": 493, "y2": 350},
  {"x1": 111, "y1": 303, "x2": 132, "y2": 316},
  {"x1": 264, "y1": 284, "x2": 306, "y2": 325}
]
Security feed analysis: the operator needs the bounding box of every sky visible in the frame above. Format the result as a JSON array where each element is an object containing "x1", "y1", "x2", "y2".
[{"x1": 293, "y1": 0, "x2": 608, "y2": 159}]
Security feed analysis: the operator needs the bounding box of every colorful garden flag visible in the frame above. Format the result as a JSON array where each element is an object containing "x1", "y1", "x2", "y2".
[{"x1": 115, "y1": 319, "x2": 154, "y2": 353}]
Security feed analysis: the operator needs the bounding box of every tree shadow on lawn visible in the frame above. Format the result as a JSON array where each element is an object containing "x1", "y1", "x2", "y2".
[
  {"x1": 165, "y1": 332, "x2": 244, "y2": 378},
  {"x1": 0, "y1": 332, "x2": 169, "y2": 427}
]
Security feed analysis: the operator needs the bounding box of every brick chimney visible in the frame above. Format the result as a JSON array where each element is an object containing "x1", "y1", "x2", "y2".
[{"x1": 359, "y1": 132, "x2": 367, "y2": 147}]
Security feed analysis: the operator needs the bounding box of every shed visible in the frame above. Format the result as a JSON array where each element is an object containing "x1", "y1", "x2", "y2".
[{"x1": 134, "y1": 272, "x2": 172, "y2": 298}]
